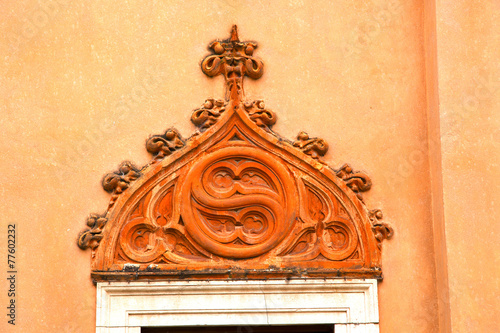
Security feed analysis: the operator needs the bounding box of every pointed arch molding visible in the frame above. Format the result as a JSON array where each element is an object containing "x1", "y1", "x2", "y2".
[{"x1": 78, "y1": 26, "x2": 393, "y2": 281}]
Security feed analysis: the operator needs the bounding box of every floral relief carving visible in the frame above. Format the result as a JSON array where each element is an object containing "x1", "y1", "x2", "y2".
[
  {"x1": 201, "y1": 25, "x2": 263, "y2": 101},
  {"x1": 146, "y1": 128, "x2": 184, "y2": 160},
  {"x1": 369, "y1": 209, "x2": 394, "y2": 249},
  {"x1": 102, "y1": 162, "x2": 141, "y2": 209},
  {"x1": 78, "y1": 26, "x2": 392, "y2": 281},
  {"x1": 191, "y1": 99, "x2": 227, "y2": 130},
  {"x1": 243, "y1": 100, "x2": 277, "y2": 128},
  {"x1": 335, "y1": 163, "x2": 372, "y2": 201},
  {"x1": 78, "y1": 213, "x2": 108, "y2": 251},
  {"x1": 293, "y1": 131, "x2": 329, "y2": 159}
]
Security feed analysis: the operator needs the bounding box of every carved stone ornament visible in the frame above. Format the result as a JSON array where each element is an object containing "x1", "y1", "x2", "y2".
[{"x1": 78, "y1": 26, "x2": 393, "y2": 281}]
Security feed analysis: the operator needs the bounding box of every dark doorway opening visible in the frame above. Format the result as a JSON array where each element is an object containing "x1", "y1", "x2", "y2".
[{"x1": 142, "y1": 324, "x2": 334, "y2": 333}]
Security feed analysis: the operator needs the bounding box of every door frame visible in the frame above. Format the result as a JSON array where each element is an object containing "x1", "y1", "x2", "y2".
[{"x1": 96, "y1": 278, "x2": 379, "y2": 333}]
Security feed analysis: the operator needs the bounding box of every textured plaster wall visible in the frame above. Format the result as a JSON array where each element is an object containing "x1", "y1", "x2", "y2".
[
  {"x1": 0, "y1": 1, "x2": 496, "y2": 332},
  {"x1": 436, "y1": 0, "x2": 500, "y2": 332}
]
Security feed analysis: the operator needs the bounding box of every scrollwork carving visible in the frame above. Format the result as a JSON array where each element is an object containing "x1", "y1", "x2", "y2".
[
  {"x1": 293, "y1": 131, "x2": 329, "y2": 159},
  {"x1": 77, "y1": 213, "x2": 108, "y2": 250},
  {"x1": 298, "y1": 178, "x2": 333, "y2": 225},
  {"x1": 335, "y1": 163, "x2": 372, "y2": 201},
  {"x1": 282, "y1": 178, "x2": 358, "y2": 261},
  {"x1": 243, "y1": 100, "x2": 276, "y2": 128},
  {"x1": 281, "y1": 218, "x2": 358, "y2": 261},
  {"x1": 102, "y1": 162, "x2": 141, "y2": 208},
  {"x1": 201, "y1": 25, "x2": 263, "y2": 101},
  {"x1": 78, "y1": 26, "x2": 392, "y2": 281},
  {"x1": 119, "y1": 218, "x2": 210, "y2": 264},
  {"x1": 120, "y1": 218, "x2": 167, "y2": 263},
  {"x1": 369, "y1": 209, "x2": 394, "y2": 248},
  {"x1": 180, "y1": 147, "x2": 298, "y2": 259},
  {"x1": 152, "y1": 186, "x2": 174, "y2": 227},
  {"x1": 160, "y1": 228, "x2": 211, "y2": 264},
  {"x1": 146, "y1": 129, "x2": 184, "y2": 160},
  {"x1": 191, "y1": 99, "x2": 227, "y2": 129}
]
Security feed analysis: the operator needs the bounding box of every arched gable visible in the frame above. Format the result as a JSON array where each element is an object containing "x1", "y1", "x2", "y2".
[{"x1": 78, "y1": 26, "x2": 392, "y2": 281}]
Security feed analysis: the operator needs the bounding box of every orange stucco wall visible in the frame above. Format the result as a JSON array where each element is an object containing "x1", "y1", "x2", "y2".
[
  {"x1": 436, "y1": 1, "x2": 499, "y2": 332},
  {"x1": 0, "y1": 1, "x2": 497, "y2": 332}
]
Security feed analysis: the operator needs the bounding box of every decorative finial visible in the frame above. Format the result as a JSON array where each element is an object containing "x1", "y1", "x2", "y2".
[
  {"x1": 230, "y1": 25, "x2": 239, "y2": 42},
  {"x1": 201, "y1": 25, "x2": 264, "y2": 102}
]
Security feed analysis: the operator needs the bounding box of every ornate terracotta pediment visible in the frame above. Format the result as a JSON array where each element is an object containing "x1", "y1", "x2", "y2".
[{"x1": 78, "y1": 26, "x2": 393, "y2": 281}]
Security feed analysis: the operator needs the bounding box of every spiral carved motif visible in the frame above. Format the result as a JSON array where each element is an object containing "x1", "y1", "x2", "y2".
[
  {"x1": 180, "y1": 147, "x2": 297, "y2": 258},
  {"x1": 120, "y1": 218, "x2": 167, "y2": 263}
]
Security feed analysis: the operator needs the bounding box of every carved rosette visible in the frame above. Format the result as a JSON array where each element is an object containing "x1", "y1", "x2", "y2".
[{"x1": 78, "y1": 26, "x2": 393, "y2": 281}]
